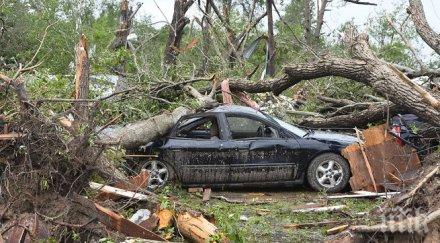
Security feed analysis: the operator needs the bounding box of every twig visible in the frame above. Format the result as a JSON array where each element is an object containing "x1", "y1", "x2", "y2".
[{"x1": 36, "y1": 87, "x2": 138, "y2": 103}]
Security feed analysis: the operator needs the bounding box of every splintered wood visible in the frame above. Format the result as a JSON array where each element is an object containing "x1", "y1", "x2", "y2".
[
  {"x1": 177, "y1": 211, "x2": 226, "y2": 243},
  {"x1": 341, "y1": 124, "x2": 420, "y2": 192}
]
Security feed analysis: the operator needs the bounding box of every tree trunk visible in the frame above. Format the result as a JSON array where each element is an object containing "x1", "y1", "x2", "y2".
[
  {"x1": 163, "y1": 0, "x2": 195, "y2": 66},
  {"x1": 266, "y1": 0, "x2": 276, "y2": 77},
  {"x1": 74, "y1": 34, "x2": 90, "y2": 121},
  {"x1": 199, "y1": 0, "x2": 211, "y2": 75},
  {"x1": 109, "y1": 0, "x2": 134, "y2": 92},
  {"x1": 314, "y1": 0, "x2": 329, "y2": 39},
  {"x1": 108, "y1": 0, "x2": 131, "y2": 50},
  {"x1": 97, "y1": 107, "x2": 192, "y2": 149},
  {"x1": 303, "y1": 0, "x2": 313, "y2": 44}
]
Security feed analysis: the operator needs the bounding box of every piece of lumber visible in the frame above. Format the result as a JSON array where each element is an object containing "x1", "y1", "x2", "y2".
[
  {"x1": 176, "y1": 211, "x2": 226, "y2": 243},
  {"x1": 356, "y1": 129, "x2": 378, "y2": 192},
  {"x1": 157, "y1": 209, "x2": 174, "y2": 230},
  {"x1": 71, "y1": 194, "x2": 165, "y2": 241},
  {"x1": 291, "y1": 205, "x2": 346, "y2": 213},
  {"x1": 202, "y1": 188, "x2": 211, "y2": 202},
  {"x1": 188, "y1": 187, "x2": 203, "y2": 193},
  {"x1": 326, "y1": 224, "x2": 349, "y2": 235},
  {"x1": 0, "y1": 133, "x2": 24, "y2": 140},
  {"x1": 327, "y1": 191, "x2": 400, "y2": 199},
  {"x1": 90, "y1": 182, "x2": 150, "y2": 201},
  {"x1": 283, "y1": 220, "x2": 346, "y2": 229}
]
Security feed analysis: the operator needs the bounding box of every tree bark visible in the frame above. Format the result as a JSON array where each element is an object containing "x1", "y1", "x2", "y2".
[
  {"x1": 163, "y1": 0, "x2": 195, "y2": 66},
  {"x1": 303, "y1": 0, "x2": 313, "y2": 44},
  {"x1": 97, "y1": 107, "x2": 192, "y2": 149},
  {"x1": 109, "y1": 0, "x2": 139, "y2": 92},
  {"x1": 74, "y1": 34, "x2": 90, "y2": 120},
  {"x1": 314, "y1": 0, "x2": 329, "y2": 39},
  {"x1": 199, "y1": 0, "x2": 211, "y2": 75},
  {"x1": 108, "y1": 0, "x2": 132, "y2": 50},
  {"x1": 408, "y1": 0, "x2": 440, "y2": 55},
  {"x1": 266, "y1": 0, "x2": 276, "y2": 77},
  {"x1": 228, "y1": 26, "x2": 440, "y2": 126},
  {"x1": 300, "y1": 103, "x2": 403, "y2": 128}
]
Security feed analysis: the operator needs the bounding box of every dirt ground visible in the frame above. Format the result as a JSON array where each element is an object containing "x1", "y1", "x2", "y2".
[{"x1": 167, "y1": 186, "x2": 382, "y2": 242}]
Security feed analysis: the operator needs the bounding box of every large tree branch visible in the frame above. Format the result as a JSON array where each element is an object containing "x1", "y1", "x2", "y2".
[
  {"x1": 229, "y1": 24, "x2": 440, "y2": 126},
  {"x1": 300, "y1": 103, "x2": 403, "y2": 128},
  {"x1": 408, "y1": 0, "x2": 440, "y2": 55}
]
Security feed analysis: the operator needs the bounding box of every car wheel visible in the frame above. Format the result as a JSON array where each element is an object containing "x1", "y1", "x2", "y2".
[
  {"x1": 143, "y1": 160, "x2": 175, "y2": 190},
  {"x1": 307, "y1": 153, "x2": 350, "y2": 193}
]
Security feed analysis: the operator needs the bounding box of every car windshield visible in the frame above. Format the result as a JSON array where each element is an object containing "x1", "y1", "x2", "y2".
[{"x1": 271, "y1": 116, "x2": 308, "y2": 137}]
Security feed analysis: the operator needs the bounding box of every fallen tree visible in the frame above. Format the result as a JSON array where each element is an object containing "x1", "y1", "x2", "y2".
[
  {"x1": 97, "y1": 106, "x2": 192, "y2": 149},
  {"x1": 228, "y1": 24, "x2": 440, "y2": 126}
]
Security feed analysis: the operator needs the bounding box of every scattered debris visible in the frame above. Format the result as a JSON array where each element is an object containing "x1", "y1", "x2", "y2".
[
  {"x1": 291, "y1": 205, "x2": 346, "y2": 213},
  {"x1": 130, "y1": 209, "x2": 151, "y2": 224},
  {"x1": 239, "y1": 215, "x2": 249, "y2": 221},
  {"x1": 1, "y1": 213, "x2": 50, "y2": 242},
  {"x1": 348, "y1": 154, "x2": 440, "y2": 241},
  {"x1": 72, "y1": 194, "x2": 165, "y2": 241},
  {"x1": 342, "y1": 124, "x2": 421, "y2": 192}
]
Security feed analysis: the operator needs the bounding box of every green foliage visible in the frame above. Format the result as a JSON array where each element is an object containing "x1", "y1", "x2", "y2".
[{"x1": 0, "y1": 0, "x2": 426, "y2": 124}]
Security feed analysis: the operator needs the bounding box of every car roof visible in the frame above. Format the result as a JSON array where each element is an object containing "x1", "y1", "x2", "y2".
[{"x1": 207, "y1": 105, "x2": 267, "y2": 119}]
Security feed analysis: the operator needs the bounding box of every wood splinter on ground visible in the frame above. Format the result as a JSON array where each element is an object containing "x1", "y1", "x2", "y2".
[
  {"x1": 177, "y1": 211, "x2": 228, "y2": 243},
  {"x1": 157, "y1": 209, "x2": 174, "y2": 230},
  {"x1": 326, "y1": 224, "x2": 349, "y2": 235}
]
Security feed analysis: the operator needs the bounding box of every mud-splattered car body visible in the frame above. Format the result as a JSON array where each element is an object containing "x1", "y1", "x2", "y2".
[{"x1": 155, "y1": 105, "x2": 357, "y2": 188}]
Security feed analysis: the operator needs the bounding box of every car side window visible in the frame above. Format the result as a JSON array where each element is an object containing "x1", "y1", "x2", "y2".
[
  {"x1": 175, "y1": 116, "x2": 220, "y2": 140},
  {"x1": 226, "y1": 116, "x2": 278, "y2": 139}
]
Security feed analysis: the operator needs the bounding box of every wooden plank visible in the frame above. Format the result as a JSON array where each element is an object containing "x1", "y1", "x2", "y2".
[
  {"x1": 90, "y1": 182, "x2": 150, "y2": 201},
  {"x1": 326, "y1": 224, "x2": 349, "y2": 235},
  {"x1": 283, "y1": 220, "x2": 346, "y2": 229},
  {"x1": 327, "y1": 191, "x2": 400, "y2": 199},
  {"x1": 0, "y1": 133, "x2": 24, "y2": 140},
  {"x1": 202, "y1": 188, "x2": 211, "y2": 202},
  {"x1": 291, "y1": 205, "x2": 346, "y2": 213},
  {"x1": 188, "y1": 187, "x2": 203, "y2": 193}
]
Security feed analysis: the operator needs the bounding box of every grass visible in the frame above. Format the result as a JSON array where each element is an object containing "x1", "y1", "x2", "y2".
[{"x1": 161, "y1": 186, "x2": 382, "y2": 242}]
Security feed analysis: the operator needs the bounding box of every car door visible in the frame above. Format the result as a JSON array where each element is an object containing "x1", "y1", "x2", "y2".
[
  {"x1": 163, "y1": 114, "x2": 230, "y2": 184},
  {"x1": 224, "y1": 114, "x2": 301, "y2": 183}
]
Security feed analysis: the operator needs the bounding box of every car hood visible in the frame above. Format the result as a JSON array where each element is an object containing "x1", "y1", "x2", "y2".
[{"x1": 305, "y1": 131, "x2": 358, "y2": 146}]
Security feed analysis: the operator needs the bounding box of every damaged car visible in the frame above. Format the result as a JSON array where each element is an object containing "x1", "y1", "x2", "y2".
[{"x1": 142, "y1": 105, "x2": 358, "y2": 192}]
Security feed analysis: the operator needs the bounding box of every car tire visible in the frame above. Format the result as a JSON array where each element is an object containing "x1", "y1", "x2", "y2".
[
  {"x1": 143, "y1": 160, "x2": 176, "y2": 190},
  {"x1": 306, "y1": 153, "x2": 350, "y2": 193}
]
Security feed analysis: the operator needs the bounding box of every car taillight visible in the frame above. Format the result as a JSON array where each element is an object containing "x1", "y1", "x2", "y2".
[{"x1": 391, "y1": 125, "x2": 405, "y2": 146}]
